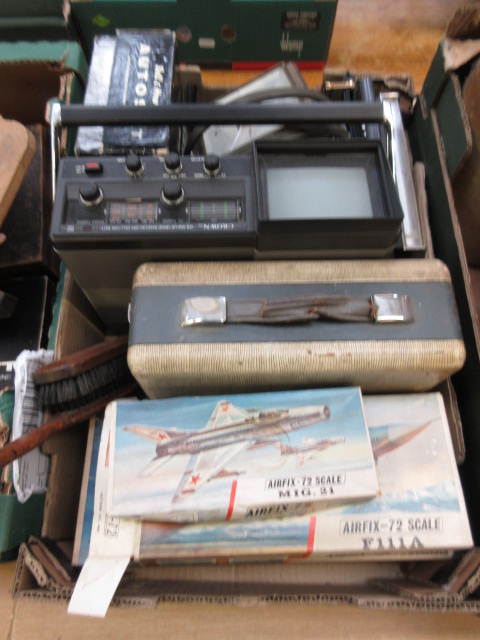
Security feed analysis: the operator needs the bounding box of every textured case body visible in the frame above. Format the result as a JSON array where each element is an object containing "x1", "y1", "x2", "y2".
[{"x1": 128, "y1": 260, "x2": 466, "y2": 398}]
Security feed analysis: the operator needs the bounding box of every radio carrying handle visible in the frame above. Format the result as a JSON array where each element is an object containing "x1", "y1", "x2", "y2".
[{"x1": 49, "y1": 101, "x2": 387, "y2": 200}]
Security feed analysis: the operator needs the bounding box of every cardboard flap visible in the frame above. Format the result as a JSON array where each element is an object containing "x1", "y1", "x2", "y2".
[
  {"x1": 12, "y1": 541, "x2": 75, "y2": 600},
  {"x1": 41, "y1": 428, "x2": 89, "y2": 542},
  {"x1": 452, "y1": 60, "x2": 480, "y2": 266},
  {"x1": 409, "y1": 54, "x2": 480, "y2": 544},
  {"x1": 446, "y1": 4, "x2": 480, "y2": 39},
  {"x1": 422, "y1": 37, "x2": 480, "y2": 114},
  {"x1": 435, "y1": 73, "x2": 472, "y2": 179},
  {"x1": 13, "y1": 543, "x2": 42, "y2": 594},
  {"x1": 0, "y1": 41, "x2": 87, "y2": 124},
  {"x1": 443, "y1": 37, "x2": 480, "y2": 72}
]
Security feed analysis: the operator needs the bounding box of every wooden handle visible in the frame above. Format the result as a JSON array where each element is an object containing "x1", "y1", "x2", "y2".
[
  {"x1": 0, "y1": 380, "x2": 138, "y2": 468},
  {"x1": 33, "y1": 335, "x2": 128, "y2": 384}
]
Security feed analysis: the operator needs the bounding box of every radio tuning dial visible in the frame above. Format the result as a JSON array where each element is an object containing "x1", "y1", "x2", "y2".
[
  {"x1": 204, "y1": 154, "x2": 220, "y2": 176},
  {"x1": 79, "y1": 182, "x2": 103, "y2": 207},
  {"x1": 161, "y1": 181, "x2": 185, "y2": 207},
  {"x1": 165, "y1": 152, "x2": 182, "y2": 174},
  {"x1": 125, "y1": 153, "x2": 143, "y2": 176}
]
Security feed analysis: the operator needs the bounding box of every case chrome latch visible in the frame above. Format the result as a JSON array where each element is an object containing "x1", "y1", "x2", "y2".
[
  {"x1": 182, "y1": 296, "x2": 227, "y2": 326},
  {"x1": 371, "y1": 293, "x2": 413, "y2": 323}
]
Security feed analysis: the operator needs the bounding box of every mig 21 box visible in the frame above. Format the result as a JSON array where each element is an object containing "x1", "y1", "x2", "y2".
[{"x1": 105, "y1": 387, "x2": 378, "y2": 523}]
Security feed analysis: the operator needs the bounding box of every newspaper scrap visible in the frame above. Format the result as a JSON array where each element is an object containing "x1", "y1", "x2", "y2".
[{"x1": 12, "y1": 349, "x2": 53, "y2": 502}]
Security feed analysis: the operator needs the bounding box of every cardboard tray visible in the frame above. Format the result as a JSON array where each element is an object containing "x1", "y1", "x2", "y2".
[
  {"x1": 10, "y1": 17, "x2": 480, "y2": 617},
  {"x1": 10, "y1": 232, "x2": 480, "y2": 616}
]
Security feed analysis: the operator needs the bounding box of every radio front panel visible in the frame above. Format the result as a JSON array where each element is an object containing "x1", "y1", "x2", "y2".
[{"x1": 52, "y1": 153, "x2": 257, "y2": 250}]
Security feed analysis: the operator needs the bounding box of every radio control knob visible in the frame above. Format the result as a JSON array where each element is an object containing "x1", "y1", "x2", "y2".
[
  {"x1": 204, "y1": 154, "x2": 220, "y2": 176},
  {"x1": 125, "y1": 153, "x2": 143, "y2": 175},
  {"x1": 165, "y1": 152, "x2": 182, "y2": 174},
  {"x1": 79, "y1": 182, "x2": 103, "y2": 207},
  {"x1": 161, "y1": 181, "x2": 184, "y2": 207}
]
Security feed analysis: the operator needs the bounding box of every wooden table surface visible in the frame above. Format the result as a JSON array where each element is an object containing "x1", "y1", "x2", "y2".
[{"x1": 202, "y1": 0, "x2": 467, "y2": 92}]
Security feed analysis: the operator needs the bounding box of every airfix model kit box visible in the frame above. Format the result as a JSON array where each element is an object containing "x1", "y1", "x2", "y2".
[
  {"x1": 70, "y1": 392, "x2": 471, "y2": 574},
  {"x1": 105, "y1": 388, "x2": 377, "y2": 523},
  {"x1": 68, "y1": 0, "x2": 337, "y2": 68}
]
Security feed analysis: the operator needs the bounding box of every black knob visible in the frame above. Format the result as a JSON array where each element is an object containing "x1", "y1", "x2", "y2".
[
  {"x1": 204, "y1": 154, "x2": 220, "y2": 176},
  {"x1": 161, "y1": 181, "x2": 184, "y2": 206},
  {"x1": 165, "y1": 152, "x2": 182, "y2": 174},
  {"x1": 79, "y1": 182, "x2": 103, "y2": 207},
  {"x1": 125, "y1": 153, "x2": 143, "y2": 174}
]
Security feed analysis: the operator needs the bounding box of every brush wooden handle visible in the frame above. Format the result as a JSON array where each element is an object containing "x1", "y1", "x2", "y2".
[
  {"x1": 33, "y1": 335, "x2": 128, "y2": 384},
  {"x1": 0, "y1": 380, "x2": 138, "y2": 469}
]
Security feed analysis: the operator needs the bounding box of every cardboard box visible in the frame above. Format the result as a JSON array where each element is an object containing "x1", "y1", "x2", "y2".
[
  {"x1": 9, "y1": 11, "x2": 480, "y2": 623},
  {"x1": 69, "y1": 0, "x2": 337, "y2": 68},
  {"x1": 0, "y1": 0, "x2": 74, "y2": 42},
  {"x1": 10, "y1": 63, "x2": 480, "y2": 619},
  {"x1": 0, "y1": 40, "x2": 87, "y2": 125},
  {"x1": 407, "y1": 5, "x2": 480, "y2": 547},
  {"x1": 0, "y1": 40, "x2": 88, "y2": 556}
]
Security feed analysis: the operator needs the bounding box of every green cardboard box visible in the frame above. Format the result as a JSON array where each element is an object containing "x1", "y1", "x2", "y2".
[
  {"x1": 69, "y1": 0, "x2": 337, "y2": 68},
  {"x1": 0, "y1": 0, "x2": 75, "y2": 42}
]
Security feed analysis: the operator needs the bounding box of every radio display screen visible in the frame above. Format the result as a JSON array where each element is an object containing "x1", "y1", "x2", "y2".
[
  {"x1": 265, "y1": 165, "x2": 374, "y2": 220},
  {"x1": 258, "y1": 148, "x2": 387, "y2": 222},
  {"x1": 254, "y1": 140, "x2": 404, "y2": 256}
]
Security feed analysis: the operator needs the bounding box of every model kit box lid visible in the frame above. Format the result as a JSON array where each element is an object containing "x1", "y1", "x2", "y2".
[{"x1": 106, "y1": 388, "x2": 377, "y2": 524}]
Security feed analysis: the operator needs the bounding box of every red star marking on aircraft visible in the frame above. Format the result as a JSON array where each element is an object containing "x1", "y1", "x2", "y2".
[{"x1": 190, "y1": 474, "x2": 201, "y2": 486}]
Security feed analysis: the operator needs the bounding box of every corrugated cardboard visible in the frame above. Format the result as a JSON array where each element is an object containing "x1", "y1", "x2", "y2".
[{"x1": 0, "y1": 41, "x2": 87, "y2": 125}]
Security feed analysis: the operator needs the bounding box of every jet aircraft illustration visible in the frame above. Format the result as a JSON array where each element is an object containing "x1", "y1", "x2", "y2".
[
  {"x1": 277, "y1": 436, "x2": 346, "y2": 465},
  {"x1": 369, "y1": 420, "x2": 433, "y2": 459},
  {"x1": 123, "y1": 400, "x2": 331, "y2": 502}
]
